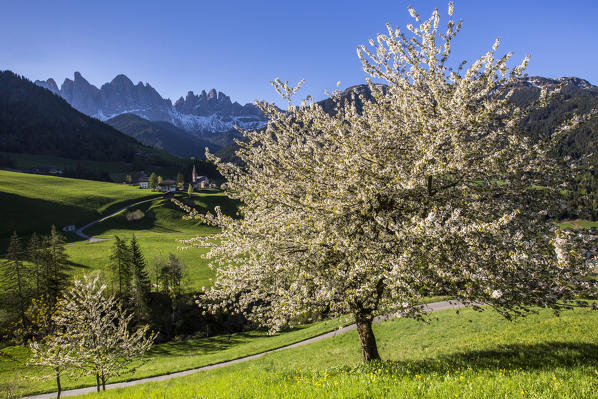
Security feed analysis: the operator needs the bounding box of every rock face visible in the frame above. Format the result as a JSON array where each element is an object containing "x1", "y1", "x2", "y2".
[
  {"x1": 173, "y1": 89, "x2": 261, "y2": 117},
  {"x1": 35, "y1": 78, "x2": 59, "y2": 95},
  {"x1": 35, "y1": 72, "x2": 266, "y2": 134}
]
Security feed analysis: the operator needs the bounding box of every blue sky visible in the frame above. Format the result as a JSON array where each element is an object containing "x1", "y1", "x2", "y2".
[{"x1": 1, "y1": 0, "x2": 597, "y2": 106}]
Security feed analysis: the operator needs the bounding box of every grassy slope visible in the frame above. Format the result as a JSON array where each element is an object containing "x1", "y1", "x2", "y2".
[
  {"x1": 0, "y1": 170, "x2": 158, "y2": 245},
  {"x1": 66, "y1": 236, "x2": 214, "y2": 291},
  {"x1": 558, "y1": 219, "x2": 598, "y2": 229},
  {"x1": 69, "y1": 306, "x2": 598, "y2": 399},
  {"x1": 0, "y1": 317, "x2": 348, "y2": 397},
  {"x1": 64, "y1": 191, "x2": 237, "y2": 290}
]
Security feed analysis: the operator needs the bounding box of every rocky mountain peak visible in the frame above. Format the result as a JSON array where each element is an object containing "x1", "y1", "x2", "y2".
[
  {"x1": 34, "y1": 78, "x2": 59, "y2": 95},
  {"x1": 110, "y1": 74, "x2": 134, "y2": 87},
  {"x1": 34, "y1": 72, "x2": 267, "y2": 133}
]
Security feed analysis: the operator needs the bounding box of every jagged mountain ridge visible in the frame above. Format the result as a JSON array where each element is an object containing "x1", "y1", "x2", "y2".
[
  {"x1": 0, "y1": 70, "x2": 184, "y2": 168},
  {"x1": 35, "y1": 72, "x2": 266, "y2": 133}
]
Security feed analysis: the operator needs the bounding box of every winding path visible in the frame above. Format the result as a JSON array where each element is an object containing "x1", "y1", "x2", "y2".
[
  {"x1": 21, "y1": 300, "x2": 468, "y2": 399},
  {"x1": 74, "y1": 195, "x2": 163, "y2": 242}
]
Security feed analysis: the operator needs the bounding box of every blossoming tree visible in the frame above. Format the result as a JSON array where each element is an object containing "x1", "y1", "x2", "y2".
[
  {"x1": 29, "y1": 276, "x2": 156, "y2": 393},
  {"x1": 184, "y1": 3, "x2": 597, "y2": 361}
]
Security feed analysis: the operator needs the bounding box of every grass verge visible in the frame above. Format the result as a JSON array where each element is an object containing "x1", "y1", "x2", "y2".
[
  {"x1": 69, "y1": 305, "x2": 598, "y2": 399},
  {"x1": 0, "y1": 316, "x2": 350, "y2": 398}
]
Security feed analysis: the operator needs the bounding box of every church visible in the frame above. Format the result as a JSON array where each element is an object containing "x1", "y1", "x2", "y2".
[{"x1": 191, "y1": 164, "x2": 210, "y2": 189}]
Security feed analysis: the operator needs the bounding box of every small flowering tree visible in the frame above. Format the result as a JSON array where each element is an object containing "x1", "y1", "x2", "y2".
[
  {"x1": 52, "y1": 275, "x2": 156, "y2": 392},
  {"x1": 184, "y1": 3, "x2": 597, "y2": 361},
  {"x1": 28, "y1": 315, "x2": 78, "y2": 399}
]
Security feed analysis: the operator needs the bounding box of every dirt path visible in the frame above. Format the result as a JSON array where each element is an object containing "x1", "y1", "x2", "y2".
[
  {"x1": 74, "y1": 196, "x2": 163, "y2": 242},
  {"x1": 21, "y1": 300, "x2": 468, "y2": 399}
]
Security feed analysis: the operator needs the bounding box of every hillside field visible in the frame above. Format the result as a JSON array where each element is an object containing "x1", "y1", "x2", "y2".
[
  {"x1": 0, "y1": 170, "x2": 240, "y2": 288},
  {"x1": 0, "y1": 316, "x2": 346, "y2": 398},
  {"x1": 71, "y1": 305, "x2": 598, "y2": 399},
  {"x1": 1, "y1": 305, "x2": 593, "y2": 399},
  {"x1": 64, "y1": 192, "x2": 238, "y2": 290},
  {"x1": 0, "y1": 170, "x2": 163, "y2": 249}
]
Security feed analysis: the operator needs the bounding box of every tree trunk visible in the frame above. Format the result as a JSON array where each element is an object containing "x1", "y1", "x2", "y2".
[
  {"x1": 101, "y1": 374, "x2": 106, "y2": 391},
  {"x1": 96, "y1": 373, "x2": 100, "y2": 392},
  {"x1": 355, "y1": 312, "x2": 380, "y2": 362},
  {"x1": 55, "y1": 368, "x2": 61, "y2": 399}
]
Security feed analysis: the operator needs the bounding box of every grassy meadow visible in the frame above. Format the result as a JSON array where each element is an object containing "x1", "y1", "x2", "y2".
[
  {"x1": 0, "y1": 170, "x2": 159, "y2": 250},
  {"x1": 69, "y1": 305, "x2": 598, "y2": 399},
  {"x1": 0, "y1": 170, "x2": 237, "y2": 288},
  {"x1": 0, "y1": 316, "x2": 349, "y2": 398},
  {"x1": 558, "y1": 219, "x2": 598, "y2": 229},
  {"x1": 63, "y1": 190, "x2": 238, "y2": 290}
]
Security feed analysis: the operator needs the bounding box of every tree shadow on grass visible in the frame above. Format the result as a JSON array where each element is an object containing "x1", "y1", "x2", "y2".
[
  {"x1": 66, "y1": 259, "x2": 90, "y2": 269},
  {"x1": 351, "y1": 342, "x2": 598, "y2": 376},
  {"x1": 148, "y1": 332, "x2": 261, "y2": 356}
]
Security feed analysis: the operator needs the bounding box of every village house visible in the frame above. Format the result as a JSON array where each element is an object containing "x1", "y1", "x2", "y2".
[
  {"x1": 128, "y1": 172, "x2": 150, "y2": 189},
  {"x1": 158, "y1": 179, "x2": 177, "y2": 192},
  {"x1": 137, "y1": 176, "x2": 149, "y2": 189}
]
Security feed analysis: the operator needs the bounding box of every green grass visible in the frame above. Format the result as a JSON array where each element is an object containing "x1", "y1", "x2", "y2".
[
  {"x1": 0, "y1": 170, "x2": 160, "y2": 248},
  {"x1": 0, "y1": 171, "x2": 237, "y2": 288},
  {"x1": 83, "y1": 191, "x2": 235, "y2": 238},
  {"x1": 66, "y1": 235, "x2": 214, "y2": 290},
  {"x1": 63, "y1": 192, "x2": 238, "y2": 290},
  {"x1": 0, "y1": 316, "x2": 349, "y2": 398},
  {"x1": 558, "y1": 219, "x2": 598, "y2": 229},
  {"x1": 63, "y1": 305, "x2": 598, "y2": 399}
]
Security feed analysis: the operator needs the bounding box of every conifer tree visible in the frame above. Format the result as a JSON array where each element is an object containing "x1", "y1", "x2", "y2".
[
  {"x1": 129, "y1": 236, "x2": 150, "y2": 324},
  {"x1": 27, "y1": 232, "x2": 43, "y2": 298},
  {"x1": 0, "y1": 232, "x2": 30, "y2": 328},
  {"x1": 41, "y1": 226, "x2": 71, "y2": 308},
  {"x1": 109, "y1": 236, "x2": 132, "y2": 299}
]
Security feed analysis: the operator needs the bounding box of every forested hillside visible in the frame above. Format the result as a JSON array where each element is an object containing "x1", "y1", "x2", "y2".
[
  {"x1": 0, "y1": 71, "x2": 183, "y2": 170},
  {"x1": 106, "y1": 113, "x2": 219, "y2": 158}
]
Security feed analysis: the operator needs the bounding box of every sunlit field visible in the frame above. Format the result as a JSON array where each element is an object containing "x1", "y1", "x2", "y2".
[{"x1": 70, "y1": 306, "x2": 598, "y2": 399}]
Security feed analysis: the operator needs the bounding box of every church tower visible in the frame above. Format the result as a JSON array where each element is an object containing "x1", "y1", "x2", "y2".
[{"x1": 192, "y1": 164, "x2": 198, "y2": 183}]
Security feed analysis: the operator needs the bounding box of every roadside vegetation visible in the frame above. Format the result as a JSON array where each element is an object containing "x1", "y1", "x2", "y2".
[
  {"x1": 67, "y1": 306, "x2": 598, "y2": 399},
  {"x1": 0, "y1": 315, "x2": 347, "y2": 397}
]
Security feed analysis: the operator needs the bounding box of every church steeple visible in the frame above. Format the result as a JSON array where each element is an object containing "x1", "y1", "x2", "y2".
[{"x1": 192, "y1": 164, "x2": 197, "y2": 182}]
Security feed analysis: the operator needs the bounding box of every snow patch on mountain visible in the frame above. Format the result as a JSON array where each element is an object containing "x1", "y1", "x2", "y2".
[{"x1": 170, "y1": 110, "x2": 266, "y2": 133}]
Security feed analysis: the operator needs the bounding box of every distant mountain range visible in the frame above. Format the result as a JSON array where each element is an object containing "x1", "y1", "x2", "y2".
[
  {"x1": 10, "y1": 68, "x2": 598, "y2": 170},
  {"x1": 35, "y1": 72, "x2": 267, "y2": 134},
  {"x1": 0, "y1": 70, "x2": 189, "y2": 179}
]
